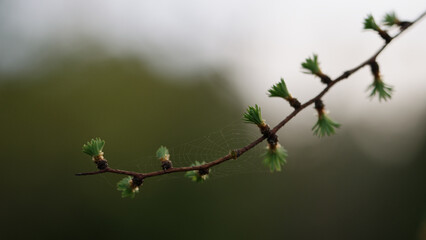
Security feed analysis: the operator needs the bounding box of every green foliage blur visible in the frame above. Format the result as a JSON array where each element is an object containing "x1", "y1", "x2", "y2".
[{"x1": 0, "y1": 49, "x2": 425, "y2": 240}]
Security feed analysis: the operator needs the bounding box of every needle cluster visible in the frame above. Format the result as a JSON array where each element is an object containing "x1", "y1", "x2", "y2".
[
  {"x1": 184, "y1": 161, "x2": 210, "y2": 182},
  {"x1": 312, "y1": 113, "x2": 341, "y2": 137},
  {"x1": 157, "y1": 146, "x2": 172, "y2": 170},
  {"x1": 368, "y1": 78, "x2": 393, "y2": 101},
  {"x1": 368, "y1": 61, "x2": 393, "y2": 101},
  {"x1": 301, "y1": 54, "x2": 331, "y2": 84},
  {"x1": 242, "y1": 104, "x2": 265, "y2": 127},
  {"x1": 117, "y1": 176, "x2": 141, "y2": 198},
  {"x1": 263, "y1": 144, "x2": 288, "y2": 172},
  {"x1": 82, "y1": 138, "x2": 105, "y2": 158},
  {"x1": 383, "y1": 12, "x2": 399, "y2": 26},
  {"x1": 363, "y1": 14, "x2": 393, "y2": 43},
  {"x1": 312, "y1": 100, "x2": 341, "y2": 137},
  {"x1": 268, "y1": 78, "x2": 291, "y2": 100}
]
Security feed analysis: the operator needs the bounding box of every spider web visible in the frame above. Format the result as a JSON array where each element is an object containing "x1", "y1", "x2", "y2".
[{"x1": 130, "y1": 119, "x2": 270, "y2": 182}]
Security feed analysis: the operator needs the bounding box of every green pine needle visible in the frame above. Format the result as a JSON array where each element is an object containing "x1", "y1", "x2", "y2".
[
  {"x1": 368, "y1": 78, "x2": 393, "y2": 101},
  {"x1": 383, "y1": 12, "x2": 399, "y2": 26},
  {"x1": 82, "y1": 138, "x2": 105, "y2": 157},
  {"x1": 364, "y1": 14, "x2": 380, "y2": 31},
  {"x1": 268, "y1": 78, "x2": 292, "y2": 100},
  {"x1": 184, "y1": 161, "x2": 209, "y2": 182},
  {"x1": 301, "y1": 54, "x2": 321, "y2": 75},
  {"x1": 243, "y1": 104, "x2": 264, "y2": 126},
  {"x1": 312, "y1": 113, "x2": 341, "y2": 137},
  {"x1": 156, "y1": 146, "x2": 170, "y2": 160},
  {"x1": 117, "y1": 176, "x2": 139, "y2": 198},
  {"x1": 263, "y1": 144, "x2": 288, "y2": 172}
]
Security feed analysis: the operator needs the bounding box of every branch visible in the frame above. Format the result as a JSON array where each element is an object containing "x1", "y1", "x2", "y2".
[{"x1": 76, "y1": 11, "x2": 426, "y2": 194}]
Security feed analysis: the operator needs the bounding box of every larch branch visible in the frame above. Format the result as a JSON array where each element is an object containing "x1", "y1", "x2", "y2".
[{"x1": 76, "y1": 11, "x2": 426, "y2": 181}]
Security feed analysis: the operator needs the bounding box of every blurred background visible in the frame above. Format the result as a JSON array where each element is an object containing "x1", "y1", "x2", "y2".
[{"x1": 0, "y1": 0, "x2": 425, "y2": 239}]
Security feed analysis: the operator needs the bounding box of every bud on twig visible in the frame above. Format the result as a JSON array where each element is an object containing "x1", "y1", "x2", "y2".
[
  {"x1": 364, "y1": 14, "x2": 392, "y2": 43},
  {"x1": 263, "y1": 143, "x2": 288, "y2": 172},
  {"x1": 117, "y1": 176, "x2": 143, "y2": 198},
  {"x1": 184, "y1": 161, "x2": 210, "y2": 182},
  {"x1": 242, "y1": 102, "x2": 288, "y2": 172},
  {"x1": 312, "y1": 100, "x2": 341, "y2": 137},
  {"x1": 156, "y1": 146, "x2": 172, "y2": 170},
  {"x1": 301, "y1": 54, "x2": 332, "y2": 84},
  {"x1": 383, "y1": 11, "x2": 412, "y2": 30},
  {"x1": 243, "y1": 104, "x2": 272, "y2": 137},
  {"x1": 82, "y1": 138, "x2": 108, "y2": 170},
  {"x1": 268, "y1": 78, "x2": 301, "y2": 109},
  {"x1": 368, "y1": 61, "x2": 393, "y2": 101}
]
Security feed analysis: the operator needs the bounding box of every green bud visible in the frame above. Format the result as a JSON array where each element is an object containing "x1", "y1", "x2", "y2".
[
  {"x1": 383, "y1": 12, "x2": 400, "y2": 26},
  {"x1": 82, "y1": 138, "x2": 105, "y2": 158},
  {"x1": 301, "y1": 54, "x2": 321, "y2": 75},
  {"x1": 184, "y1": 161, "x2": 209, "y2": 182},
  {"x1": 263, "y1": 143, "x2": 288, "y2": 172},
  {"x1": 368, "y1": 77, "x2": 393, "y2": 101},
  {"x1": 363, "y1": 14, "x2": 380, "y2": 31},
  {"x1": 156, "y1": 146, "x2": 170, "y2": 161},
  {"x1": 243, "y1": 104, "x2": 265, "y2": 127},
  {"x1": 312, "y1": 112, "x2": 341, "y2": 137},
  {"x1": 117, "y1": 176, "x2": 140, "y2": 198},
  {"x1": 268, "y1": 78, "x2": 292, "y2": 100}
]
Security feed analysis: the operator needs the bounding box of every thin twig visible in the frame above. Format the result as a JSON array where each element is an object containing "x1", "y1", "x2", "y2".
[{"x1": 76, "y1": 11, "x2": 426, "y2": 180}]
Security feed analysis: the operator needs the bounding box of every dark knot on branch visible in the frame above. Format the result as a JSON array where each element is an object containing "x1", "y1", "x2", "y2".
[
  {"x1": 369, "y1": 61, "x2": 380, "y2": 79},
  {"x1": 95, "y1": 159, "x2": 108, "y2": 170},
  {"x1": 198, "y1": 168, "x2": 210, "y2": 176},
  {"x1": 314, "y1": 99, "x2": 325, "y2": 111},
  {"x1": 289, "y1": 98, "x2": 301, "y2": 110},
  {"x1": 319, "y1": 73, "x2": 332, "y2": 85},
  {"x1": 161, "y1": 160, "x2": 173, "y2": 171},
  {"x1": 131, "y1": 176, "x2": 144, "y2": 188}
]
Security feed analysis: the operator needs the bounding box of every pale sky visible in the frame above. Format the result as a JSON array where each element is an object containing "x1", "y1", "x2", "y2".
[{"x1": 1, "y1": 0, "x2": 425, "y2": 164}]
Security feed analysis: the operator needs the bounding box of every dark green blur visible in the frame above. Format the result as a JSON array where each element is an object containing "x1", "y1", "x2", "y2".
[{"x1": 0, "y1": 52, "x2": 425, "y2": 240}]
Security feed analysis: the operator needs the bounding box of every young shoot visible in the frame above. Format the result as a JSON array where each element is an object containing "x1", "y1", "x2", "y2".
[
  {"x1": 301, "y1": 54, "x2": 331, "y2": 84},
  {"x1": 312, "y1": 112, "x2": 341, "y2": 137},
  {"x1": 301, "y1": 54, "x2": 321, "y2": 75},
  {"x1": 383, "y1": 12, "x2": 399, "y2": 26},
  {"x1": 268, "y1": 78, "x2": 292, "y2": 100},
  {"x1": 82, "y1": 138, "x2": 105, "y2": 159},
  {"x1": 363, "y1": 14, "x2": 392, "y2": 43},
  {"x1": 156, "y1": 146, "x2": 169, "y2": 160},
  {"x1": 382, "y1": 11, "x2": 411, "y2": 30},
  {"x1": 368, "y1": 61, "x2": 393, "y2": 101},
  {"x1": 263, "y1": 143, "x2": 288, "y2": 172},
  {"x1": 243, "y1": 104, "x2": 265, "y2": 127},
  {"x1": 364, "y1": 14, "x2": 380, "y2": 31},
  {"x1": 156, "y1": 145, "x2": 172, "y2": 170},
  {"x1": 368, "y1": 78, "x2": 393, "y2": 101},
  {"x1": 117, "y1": 176, "x2": 141, "y2": 198},
  {"x1": 185, "y1": 161, "x2": 209, "y2": 182}
]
